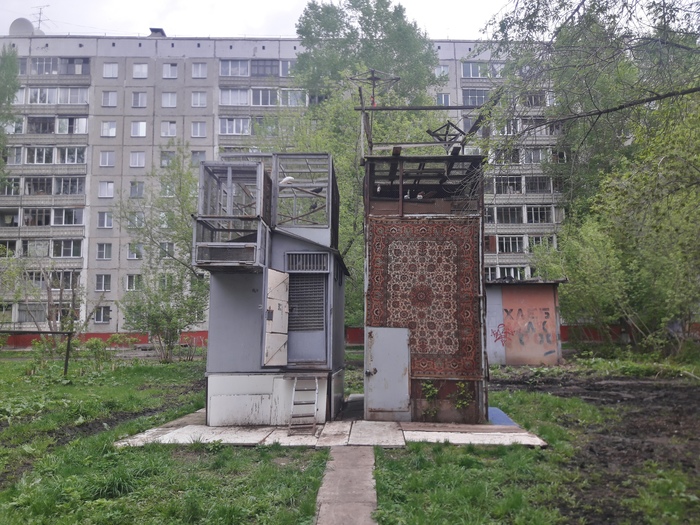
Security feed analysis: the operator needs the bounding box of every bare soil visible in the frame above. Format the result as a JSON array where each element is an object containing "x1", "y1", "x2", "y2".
[{"x1": 491, "y1": 370, "x2": 700, "y2": 524}]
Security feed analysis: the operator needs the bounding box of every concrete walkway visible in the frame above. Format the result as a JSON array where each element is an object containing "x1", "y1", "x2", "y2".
[{"x1": 316, "y1": 446, "x2": 377, "y2": 525}]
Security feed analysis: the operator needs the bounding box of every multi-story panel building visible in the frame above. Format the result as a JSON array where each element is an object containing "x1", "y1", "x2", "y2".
[{"x1": 0, "y1": 22, "x2": 562, "y2": 334}]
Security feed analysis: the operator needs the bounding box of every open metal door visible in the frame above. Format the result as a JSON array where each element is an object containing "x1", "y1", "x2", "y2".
[{"x1": 263, "y1": 269, "x2": 289, "y2": 366}]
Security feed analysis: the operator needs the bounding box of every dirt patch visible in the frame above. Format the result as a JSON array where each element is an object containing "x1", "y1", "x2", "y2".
[{"x1": 491, "y1": 371, "x2": 700, "y2": 524}]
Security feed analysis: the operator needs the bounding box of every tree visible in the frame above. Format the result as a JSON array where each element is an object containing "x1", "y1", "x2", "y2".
[
  {"x1": 295, "y1": 0, "x2": 441, "y2": 103},
  {"x1": 117, "y1": 143, "x2": 208, "y2": 361},
  {"x1": 0, "y1": 46, "x2": 20, "y2": 180}
]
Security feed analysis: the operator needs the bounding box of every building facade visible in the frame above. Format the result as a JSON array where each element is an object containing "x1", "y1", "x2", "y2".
[{"x1": 0, "y1": 21, "x2": 562, "y2": 334}]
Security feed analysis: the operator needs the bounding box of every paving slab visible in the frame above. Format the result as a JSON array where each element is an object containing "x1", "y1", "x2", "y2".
[
  {"x1": 403, "y1": 430, "x2": 547, "y2": 447},
  {"x1": 317, "y1": 421, "x2": 352, "y2": 447},
  {"x1": 158, "y1": 425, "x2": 275, "y2": 445},
  {"x1": 400, "y1": 422, "x2": 525, "y2": 433},
  {"x1": 348, "y1": 421, "x2": 405, "y2": 447},
  {"x1": 262, "y1": 428, "x2": 321, "y2": 447}
]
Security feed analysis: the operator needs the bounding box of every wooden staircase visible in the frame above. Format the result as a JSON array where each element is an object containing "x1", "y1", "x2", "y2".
[{"x1": 287, "y1": 375, "x2": 320, "y2": 435}]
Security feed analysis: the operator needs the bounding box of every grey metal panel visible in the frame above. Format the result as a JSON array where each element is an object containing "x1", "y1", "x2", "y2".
[
  {"x1": 207, "y1": 272, "x2": 264, "y2": 373},
  {"x1": 364, "y1": 327, "x2": 411, "y2": 421},
  {"x1": 485, "y1": 285, "x2": 506, "y2": 365},
  {"x1": 288, "y1": 330, "x2": 326, "y2": 363}
]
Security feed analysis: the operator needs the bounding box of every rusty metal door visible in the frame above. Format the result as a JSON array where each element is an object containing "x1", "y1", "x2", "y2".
[{"x1": 364, "y1": 327, "x2": 411, "y2": 421}]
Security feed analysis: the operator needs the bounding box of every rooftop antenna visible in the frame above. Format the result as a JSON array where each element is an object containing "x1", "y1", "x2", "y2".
[
  {"x1": 32, "y1": 5, "x2": 50, "y2": 31},
  {"x1": 349, "y1": 69, "x2": 400, "y2": 156}
]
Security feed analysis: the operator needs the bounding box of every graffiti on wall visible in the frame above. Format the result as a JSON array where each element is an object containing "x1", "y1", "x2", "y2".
[
  {"x1": 491, "y1": 323, "x2": 515, "y2": 346},
  {"x1": 503, "y1": 307, "x2": 554, "y2": 347}
]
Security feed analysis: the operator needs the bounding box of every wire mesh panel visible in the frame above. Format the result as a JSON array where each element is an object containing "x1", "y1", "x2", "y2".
[{"x1": 288, "y1": 274, "x2": 326, "y2": 331}]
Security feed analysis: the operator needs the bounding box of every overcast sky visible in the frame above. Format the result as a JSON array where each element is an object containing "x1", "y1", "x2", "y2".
[{"x1": 1, "y1": 0, "x2": 508, "y2": 40}]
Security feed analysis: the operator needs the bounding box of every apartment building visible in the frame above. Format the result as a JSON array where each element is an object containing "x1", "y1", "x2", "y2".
[{"x1": 0, "y1": 20, "x2": 562, "y2": 334}]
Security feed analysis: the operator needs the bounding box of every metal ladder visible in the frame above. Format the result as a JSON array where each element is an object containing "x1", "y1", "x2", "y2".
[{"x1": 288, "y1": 375, "x2": 319, "y2": 435}]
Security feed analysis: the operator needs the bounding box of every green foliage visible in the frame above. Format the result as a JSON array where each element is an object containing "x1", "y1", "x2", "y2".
[{"x1": 0, "y1": 46, "x2": 20, "y2": 178}]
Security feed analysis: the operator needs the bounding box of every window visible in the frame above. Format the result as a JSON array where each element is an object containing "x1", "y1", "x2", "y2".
[
  {"x1": 521, "y1": 118, "x2": 548, "y2": 135},
  {"x1": 485, "y1": 267, "x2": 497, "y2": 281},
  {"x1": 462, "y1": 62, "x2": 488, "y2": 78},
  {"x1": 191, "y1": 91, "x2": 207, "y2": 107},
  {"x1": 434, "y1": 64, "x2": 449, "y2": 77},
  {"x1": 1, "y1": 178, "x2": 20, "y2": 196},
  {"x1": 132, "y1": 91, "x2": 147, "y2": 108},
  {"x1": 96, "y1": 243, "x2": 112, "y2": 260},
  {"x1": 501, "y1": 119, "x2": 519, "y2": 135},
  {"x1": 58, "y1": 87, "x2": 88, "y2": 104},
  {"x1": 159, "y1": 242, "x2": 174, "y2": 257},
  {"x1": 191, "y1": 121, "x2": 206, "y2": 138},
  {"x1": 132, "y1": 63, "x2": 148, "y2": 78},
  {"x1": 129, "y1": 181, "x2": 144, "y2": 198},
  {"x1": 5, "y1": 147, "x2": 22, "y2": 165},
  {"x1": 24, "y1": 208, "x2": 51, "y2": 226},
  {"x1": 101, "y1": 121, "x2": 117, "y2": 137},
  {"x1": 94, "y1": 306, "x2": 110, "y2": 324},
  {"x1": 161, "y1": 121, "x2": 177, "y2": 137},
  {"x1": 57, "y1": 147, "x2": 86, "y2": 164},
  {"x1": 53, "y1": 208, "x2": 84, "y2": 226},
  {"x1": 97, "y1": 211, "x2": 113, "y2": 228},
  {"x1": 490, "y1": 62, "x2": 505, "y2": 78},
  {"x1": 436, "y1": 93, "x2": 450, "y2": 106},
  {"x1": 31, "y1": 57, "x2": 59, "y2": 75},
  {"x1": 526, "y1": 176, "x2": 551, "y2": 194},
  {"x1": 219, "y1": 117, "x2": 250, "y2": 135},
  {"x1": 56, "y1": 117, "x2": 87, "y2": 134},
  {"x1": 496, "y1": 207, "x2": 523, "y2": 224},
  {"x1": 252, "y1": 88, "x2": 277, "y2": 106},
  {"x1": 500, "y1": 267, "x2": 526, "y2": 280},
  {"x1": 493, "y1": 148, "x2": 520, "y2": 165},
  {"x1": 55, "y1": 177, "x2": 85, "y2": 195},
  {"x1": 219, "y1": 88, "x2": 248, "y2": 106},
  {"x1": 495, "y1": 176, "x2": 522, "y2": 194},
  {"x1": 5, "y1": 118, "x2": 23, "y2": 134},
  {"x1": 529, "y1": 236, "x2": 554, "y2": 250},
  {"x1": 21, "y1": 239, "x2": 50, "y2": 257},
  {"x1": 127, "y1": 243, "x2": 143, "y2": 259},
  {"x1": 49, "y1": 270, "x2": 78, "y2": 290},
  {"x1": 161, "y1": 92, "x2": 177, "y2": 107},
  {"x1": 522, "y1": 148, "x2": 545, "y2": 164},
  {"x1": 498, "y1": 236, "x2": 524, "y2": 253},
  {"x1": 103, "y1": 62, "x2": 118, "y2": 78},
  {"x1": 462, "y1": 89, "x2": 489, "y2": 107},
  {"x1": 130, "y1": 151, "x2": 146, "y2": 168},
  {"x1": 552, "y1": 150, "x2": 567, "y2": 163},
  {"x1": 24, "y1": 177, "x2": 52, "y2": 195},
  {"x1": 527, "y1": 206, "x2": 552, "y2": 223},
  {"x1": 102, "y1": 91, "x2": 117, "y2": 107},
  {"x1": 27, "y1": 116, "x2": 55, "y2": 134},
  {"x1": 126, "y1": 274, "x2": 142, "y2": 291},
  {"x1": 161, "y1": 181, "x2": 174, "y2": 197},
  {"x1": 53, "y1": 239, "x2": 81, "y2": 258},
  {"x1": 131, "y1": 121, "x2": 147, "y2": 137},
  {"x1": 0, "y1": 240, "x2": 17, "y2": 256},
  {"x1": 29, "y1": 87, "x2": 57, "y2": 104},
  {"x1": 95, "y1": 274, "x2": 111, "y2": 292},
  {"x1": 522, "y1": 91, "x2": 547, "y2": 107},
  {"x1": 160, "y1": 151, "x2": 175, "y2": 167},
  {"x1": 13, "y1": 87, "x2": 24, "y2": 104},
  {"x1": 99, "y1": 151, "x2": 116, "y2": 167},
  {"x1": 192, "y1": 62, "x2": 207, "y2": 78},
  {"x1": 18, "y1": 304, "x2": 47, "y2": 323},
  {"x1": 220, "y1": 59, "x2": 249, "y2": 76},
  {"x1": 127, "y1": 212, "x2": 145, "y2": 229},
  {"x1": 191, "y1": 151, "x2": 206, "y2": 165},
  {"x1": 98, "y1": 181, "x2": 114, "y2": 198},
  {"x1": 280, "y1": 59, "x2": 296, "y2": 77},
  {"x1": 26, "y1": 147, "x2": 54, "y2": 164},
  {"x1": 251, "y1": 59, "x2": 279, "y2": 77},
  {"x1": 162, "y1": 63, "x2": 178, "y2": 78},
  {"x1": 280, "y1": 89, "x2": 305, "y2": 107}
]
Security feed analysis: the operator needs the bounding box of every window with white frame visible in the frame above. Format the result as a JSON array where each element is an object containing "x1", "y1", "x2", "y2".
[
  {"x1": 161, "y1": 121, "x2": 177, "y2": 137},
  {"x1": 56, "y1": 147, "x2": 86, "y2": 164},
  {"x1": 53, "y1": 208, "x2": 83, "y2": 226},
  {"x1": 5, "y1": 146, "x2": 22, "y2": 165},
  {"x1": 160, "y1": 151, "x2": 175, "y2": 167},
  {"x1": 58, "y1": 87, "x2": 88, "y2": 104},
  {"x1": 280, "y1": 89, "x2": 306, "y2": 107},
  {"x1": 490, "y1": 62, "x2": 505, "y2": 78},
  {"x1": 101, "y1": 121, "x2": 117, "y2": 137},
  {"x1": 132, "y1": 91, "x2": 147, "y2": 108},
  {"x1": 436, "y1": 93, "x2": 450, "y2": 106},
  {"x1": 23, "y1": 208, "x2": 51, "y2": 226},
  {"x1": 131, "y1": 121, "x2": 147, "y2": 137},
  {"x1": 56, "y1": 117, "x2": 87, "y2": 134},
  {"x1": 280, "y1": 59, "x2": 296, "y2": 77},
  {"x1": 220, "y1": 59, "x2": 249, "y2": 76},
  {"x1": 251, "y1": 59, "x2": 278, "y2": 77},
  {"x1": 127, "y1": 212, "x2": 145, "y2": 229},
  {"x1": 26, "y1": 147, "x2": 54, "y2": 164},
  {"x1": 219, "y1": 88, "x2": 248, "y2": 106},
  {"x1": 522, "y1": 148, "x2": 545, "y2": 164},
  {"x1": 1, "y1": 178, "x2": 20, "y2": 196},
  {"x1": 462, "y1": 89, "x2": 489, "y2": 107},
  {"x1": 522, "y1": 91, "x2": 547, "y2": 107},
  {"x1": 162, "y1": 63, "x2": 178, "y2": 78},
  {"x1": 95, "y1": 274, "x2": 111, "y2": 291},
  {"x1": 485, "y1": 267, "x2": 497, "y2": 281},
  {"x1": 55, "y1": 177, "x2": 84, "y2": 195},
  {"x1": 5, "y1": 118, "x2": 23, "y2": 134},
  {"x1": 94, "y1": 306, "x2": 110, "y2": 323},
  {"x1": 13, "y1": 87, "x2": 24, "y2": 104},
  {"x1": 161, "y1": 92, "x2": 177, "y2": 108},
  {"x1": 501, "y1": 119, "x2": 519, "y2": 135},
  {"x1": 252, "y1": 88, "x2": 277, "y2": 106},
  {"x1": 192, "y1": 62, "x2": 207, "y2": 78},
  {"x1": 31, "y1": 57, "x2": 59, "y2": 75},
  {"x1": 525, "y1": 176, "x2": 551, "y2": 194},
  {"x1": 59, "y1": 57, "x2": 89, "y2": 75},
  {"x1": 126, "y1": 274, "x2": 142, "y2": 291},
  {"x1": 485, "y1": 206, "x2": 494, "y2": 224},
  {"x1": 521, "y1": 118, "x2": 548, "y2": 135},
  {"x1": 49, "y1": 270, "x2": 78, "y2": 291},
  {"x1": 496, "y1": 206, "x2": 523, "y2": 224},
  {"x1": 529, "y1": 236, "x2": 554, "y2": 250},
  {"x1": 21, "y1": 239, "x2": 50, "y2": 257},
  {"x1": 27, "y1": 116, "x2": 54, "y2": 133},
  {"x1": 191, "y1": 121, "x2": 206, "y2": 138},
  {"x1": 527, "y1": 206, "x2": 552, "y2": 223},
  {"x1": 99, "y1": 151, "x2": 115, "y2": 167},
  {"x1": 132, "y1": 63, "x2": 148, "y2": 78},
  {"x1": 29, "y1": 87, "x2": 57, "y2": 104},
  {"x1": 462, "y1": 62, "x2": 488, "y2": 78},
  {"x1": 191, "y1": 151, "x2": 206, "y2": 165},
  {"x1": 130, "y1": 151, "x2": 146, "y2": 168},
  {"x1": 52, "y1": 239, "x2": 81, "y2": 258},
  {"x1": 129, "y1": 181, "x2": 144, "y2": 198},
  {"x1": 500, "y1": 267, "x2": 526, "y2": 280},
  {"x1": 96, "y1": 243, "x2": 112, "y2": 260},
  {"x1": 498, "y1": 236, "x2": 524, "y2": 253},
  {"x1": 103, "y1": 62, "x2": 118, "y2": 78},
  {"x1": 97, "y1": 211, "x2": 113, "y2": 228},
  {"x1": 127, "y1": 243, "x2": 143, "y2": 259},
  {"x1": 98, "y1": 181, "x2": 114, "y2": 198},
  {"x1": 101, "y1": 91, "x2": 117, "y2": 107},
  {"x1": 434, "y1": 64, "x2": 449, "y2": 77},
  {"x1": 493, "y1": 148, "x2": 520, "y2": 165},
  {"x1": 219, "y1": 117, "x2": 250, "y2": 135},
  {"x1": 18, "y1": 303, "x2": 47, "y2": 323},
  {"x1": 0, "y1": 240, "x2": 17, "y2": 256},
  {"x1": 191, "y1": 91, "x2": 207, "y2": 107},
  {"x1": 495, "y1": 176, "x2": 522, "y2": 194},
  {"x1": 159, "y1": 242, "x2": 174, "y2": 257}
]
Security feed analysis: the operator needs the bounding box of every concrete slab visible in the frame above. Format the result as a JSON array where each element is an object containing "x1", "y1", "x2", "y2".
[
  {"x1": 262, "y1": 428, "x2": 321, "y2": 447},
  {"x1": 400, "y1": 422, "x2": 525, "y2": 433},
  {"x1": 403, "y1": 430, "x2": 547, "y2": 447},
  {"x1": 348, "y1": 421, "x2": 405, "y2": 447},
  {"x1": 317, "y1": 421, "x2": 352, "y2": 447},
  {"x1": 157, "y1": 425, "x2": 275, "y2": 445},
  {"x1": 316, "y1": 503, "x2": 377, "y2": 525}
]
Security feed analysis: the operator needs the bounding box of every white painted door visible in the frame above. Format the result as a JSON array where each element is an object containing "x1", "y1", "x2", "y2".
[
  {"x1": 364, "y1": 327, "x2": 411, "y2": 421},
  {"x1": 263, "y1": 269, "x2": 289, "y2": 366}
]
